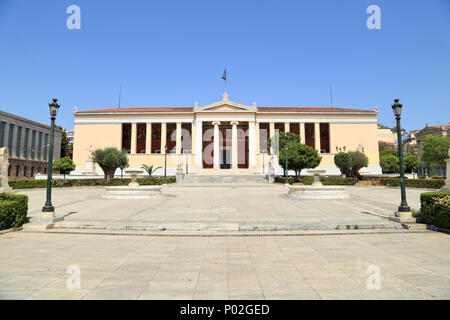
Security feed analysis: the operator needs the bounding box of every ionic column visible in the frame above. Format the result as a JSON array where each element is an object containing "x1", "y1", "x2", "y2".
[
  {"x1": 249, "y1": 121, "x2": 256, "y2": 168},
  {"x1": 161, "y1": 123, "x2": 167, "y2": 154},
  {"x1": 131, "y1": 123, "x2": 137, "y2": 154},
  {"x1": 300, "y1": 122, "x2": 305, "y2": 144},
  {"x1": 176, "y1": 122, "x2": 182, "y2": 154},
  {"x1": 213, "y1": 121, "x2": 221, "y2": 169},
  {"x1": 190, "y1": 122, "x2": 195, "y2": 154},
  {"x1": 195, "y1": 120, "x2": 202, "y2": 167},
  {"x1": 231, "y1": 121, "x2": 239, "y2": 168},
  {"x1": 145, "y1": 123, "x2": 152, "y2": 154},
  {"x1": 255, "y1": 122, "x2": 260, "y2": 154},
  {"x1": 269, "y1": 122, "x2": 275, "y2": 154},
  {"x1": 314, "y1": 122, "x2": 321, "y2": 152},
  {"x1": 329, "y1": 123, "x2": 335, "y2": 154},
  {"x1": 285, "y1": 123, "x2": 290, "y2": 133}
]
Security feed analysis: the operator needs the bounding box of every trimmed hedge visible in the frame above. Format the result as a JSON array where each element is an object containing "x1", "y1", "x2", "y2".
[
  {"x1": 302, "y1": 177, "x2": 358, "y2": 185},
  {"x1": 386, "y1": 178, "x2": 445, "y2": 189},
  {"x1": 8, "y1": 177, "x2": 176, "y2": 190},
  {"x1": 0, "y1": 193, "x2": 28, "y2": 231},
  {"x1": 275, "y1": 176, "x2": 357, "y2": 185},
  {"x1": 420, "y1": 192, "x2": 450, "y2": 229}
]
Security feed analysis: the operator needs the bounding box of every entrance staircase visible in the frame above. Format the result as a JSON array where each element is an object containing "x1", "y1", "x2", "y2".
[{"x1": 183, "y1": 169, "x2": 268, "y2": 183}]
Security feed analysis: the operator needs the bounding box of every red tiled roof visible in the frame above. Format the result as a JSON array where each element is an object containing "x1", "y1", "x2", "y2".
[
  {"x1": 379, "y1": 141, "x2": 396, "y2": 146},
  {"x1": 257, "y1": 107, "x2": 374, "y2": 112},
  {"x1": 77, "y1": 107, "x2": 194, "y2": 113},
  {"x1": 77, "y1": 106, "x2": 374, "y2": 113}
]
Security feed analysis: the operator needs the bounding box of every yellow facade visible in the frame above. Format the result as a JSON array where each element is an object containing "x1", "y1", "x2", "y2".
[{"x1": 72, "y1": 95, "x2": 382, "y2": 175}]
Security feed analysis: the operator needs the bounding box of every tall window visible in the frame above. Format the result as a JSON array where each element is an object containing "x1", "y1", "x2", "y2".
[
  {"x1": 305, "y1": 123, "x2": 315, "y2": 149},
  {"x1": 24, "y1": 166, "x2": 28, "y2": 178},
  {"x1": 290, "y1": 123, "x2": 300, "y2": 141},
  {"x1": 320, "y1": 123, "x2": 330, "y2": 153},
  {"x1": 166, "y1": 123, "x2": 177, "y2": 153},
  {"x1": 259, "y1": 123, "x2": 269, "y2": 153},
  {"x1": 31, "y1": 130, "x2": 36, "y2": 159},
  {"x1": 16, "y1": 165, "x2": 20, "y2": 177},
  {"x1": 122, "y1": 124, "x2": 131, "y2": 153},
  {"x1": 181, "y1": 123, "x2": 192, "y2": 153},
  {"x1": 38, "y1": 132, "x2": 43, "y2": 160},
  {"x1": 15, "y1": 126, "x2": 22, "y2": 157},
  {"x1": 44, "y1": 134, "x2": 49, "y2": 161},
  {"x1": 8, "y1": 124, "x2": 14, "y2": 154},
  {"x1": 23, "y1": 128, "x2": 29, "y2": 158},
  {"x1": 136, "y1": 123, "x2": 146, "y2": 154},
  {"x1": 0, "y1": 122, "x2": 5, "y2": 148},
  {"x1": 151, "y1": 124, "x2": 161, "y2": 153},
  {"x1": 274, "y1": 123, "x2": 285, "y2": 134}
]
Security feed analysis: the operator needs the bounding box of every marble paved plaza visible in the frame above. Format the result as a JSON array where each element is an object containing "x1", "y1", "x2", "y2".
[
  {"x1": 19, "y1": 184, "x2": 427, "y2": 231},
  {"x1": 0, "y1": 229, "x2": 449, "y2": 300}
]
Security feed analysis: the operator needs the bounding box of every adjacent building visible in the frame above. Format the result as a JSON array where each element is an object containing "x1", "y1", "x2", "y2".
[
  {"x1": 0, "y1": 110, "x2": 62, "y2": 179},
  {"x1": 72, "y1": 93, "x2": 382, "y2": 176}
]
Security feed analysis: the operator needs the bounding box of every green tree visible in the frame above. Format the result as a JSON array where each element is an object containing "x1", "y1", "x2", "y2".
[
  {"x1": 57, "y1": 126, "x2": 71, "y2": 158},
  {"x1": 380, "y1": 154, "x2": 399, "y2": 173},
  {"x1": 334, "y1": 152, "x2": 352, "y2": 176},
  {"x1": 404, "y1": 154, "x2": 420, "y2": 173},
  {"x1": 348, "y1": 151, "x2": 369, "y2": 178},
  {"x1": 422, "y1": 135, "x2": 450, "y2": 168},
  {"x1": 279, "y1": 142, "x2": 322, "y2": 177},
  {"x1": 53, "y1": 156, "x2": 76, "y2": 180},
  {"x1": 93, "y1": 147, "x2": 129, "y2": 181},
  {"x1": 142, "y1": 164, "x2": 162, "y2": 177}
]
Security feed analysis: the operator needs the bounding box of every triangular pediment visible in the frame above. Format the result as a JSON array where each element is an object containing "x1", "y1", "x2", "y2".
[{"x1": 195, "y1": 100, "x2": 257, "y2": 113}]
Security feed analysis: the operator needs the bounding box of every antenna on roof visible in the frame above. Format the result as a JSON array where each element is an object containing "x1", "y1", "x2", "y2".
[
  {"x1": 330, "y1": 84, "x2": 334, "y2": 107},
  {"x1": 118, "y1": 83, "x2": 122, "y2": 108}
]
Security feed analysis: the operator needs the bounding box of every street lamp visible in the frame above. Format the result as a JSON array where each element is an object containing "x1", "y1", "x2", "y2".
[
  {"x1": 164, "y1": 145, "x2": 167, "y2": 184},
  {"x1": 285, "y1": 145, "x2": 289, "y2": 184},
  {"x1": 392, "y1": 99, "x2": 411, "y2": 219},
  {"x1": 261, "y1": 150, "x2": 267, "y2": 174},
  {"x1": 184, "y1": 149, "x2": 191, "y2": 174},
  {"x1": 41, "y1": 98, "x2": 60, "y2": 219}
]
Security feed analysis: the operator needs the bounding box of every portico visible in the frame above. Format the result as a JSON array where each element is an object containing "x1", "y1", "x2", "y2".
[{"x1": 72, "y1": 92, "x2": 382, "y2": 176}]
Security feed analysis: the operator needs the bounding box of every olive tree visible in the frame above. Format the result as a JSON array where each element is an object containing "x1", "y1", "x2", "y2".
[
  {"x1": 93, "y1": 147, "x2": 129, "y2": 181},
  {"x1": 334, "y1": 152, "x2": 352, "y2": 176}
]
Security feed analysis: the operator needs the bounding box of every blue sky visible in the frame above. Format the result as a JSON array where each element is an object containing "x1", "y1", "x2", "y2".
[{"x1": 0, "y1": 0, "x2": 449, "y2": 131}]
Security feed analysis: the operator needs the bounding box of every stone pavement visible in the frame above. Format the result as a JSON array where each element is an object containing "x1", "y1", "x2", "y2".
[
  {"x1": 0, "y1": 229, "x2": 449, "y2": 300},
  {"x1": 18, "y1": 185, "x2": 427, "y2": 231}
]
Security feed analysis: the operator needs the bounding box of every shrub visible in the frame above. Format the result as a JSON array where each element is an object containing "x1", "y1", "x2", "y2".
[
  {"x1": 420, "y1": 192, "x2": 450, "y2": 229},
  {"x1": 8, "y1": 177, "x2": 176, "y2": 190},
  {"x1": 0, "y1": 193, "x2": 28, "y2": 230},
  {"x1": 386, "y1": 178, "x2": 445, "y2": 189},
  {"x1": 275, "y1": 176, "x2": 300, "y2": 184}
]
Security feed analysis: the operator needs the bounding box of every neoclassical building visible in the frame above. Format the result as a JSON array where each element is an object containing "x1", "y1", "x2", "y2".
[{"x1": 72, "y1": 93, "x2": 381, "y2": 176}]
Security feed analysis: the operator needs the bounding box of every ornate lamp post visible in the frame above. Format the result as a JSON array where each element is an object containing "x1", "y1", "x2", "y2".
[
  {"x1": 285, "y1": 145, "x2": 289, "y2": 184},
  {"x1": 185, "y1": 150, "x2": 191, "y2": 174},
  {"x1": 164, "y1": 145, "x2": 167, "y2": 184},
  {"x1": 41, "y1": 99, "x2": 60, "y2": 219},
  {"x1": 392, "y1": 99, "x2": 411, "y2": 219},
  {"x1": 262, "y1": 150, "x2": 267, "y2": 174}
]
